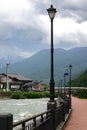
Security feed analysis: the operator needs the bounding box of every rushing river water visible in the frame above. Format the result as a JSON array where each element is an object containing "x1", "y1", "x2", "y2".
[{"x1": 0, "y1": 98, "x2": 49, "y2": 122}]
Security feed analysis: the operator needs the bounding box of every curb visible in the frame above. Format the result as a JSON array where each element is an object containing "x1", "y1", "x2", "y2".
[{"x1": 57, "y1": 109, "x2": 72, "y2": 130}]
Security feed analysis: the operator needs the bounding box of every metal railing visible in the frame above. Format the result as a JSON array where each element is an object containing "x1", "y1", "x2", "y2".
[
  {"x1": 13, "y1": 109, "x2": 52, "y2": 130},
  {"x1": 0, "y1": 96, "x2": 71, "y2": 130}
]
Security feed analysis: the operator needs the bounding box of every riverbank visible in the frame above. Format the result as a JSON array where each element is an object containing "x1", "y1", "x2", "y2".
[{"x1": 0, "y1": 91, "x2": 58, "y2": 99}]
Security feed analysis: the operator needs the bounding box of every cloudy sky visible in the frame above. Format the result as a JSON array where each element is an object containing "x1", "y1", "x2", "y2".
[{"x1": 0, "y1": 0, "x2": 87, "y2": 60}]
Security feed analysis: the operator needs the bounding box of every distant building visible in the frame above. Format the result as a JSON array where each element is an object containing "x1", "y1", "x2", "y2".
[
  {"x1": 22, "y1": 80, "x2": 44, "y2": 91},
  {"x1": 32, "y1": 83, "x2": 45, "y2": 91},
  {"x1": 0, "y1": 73, "x2": 33, "y2": 91}
]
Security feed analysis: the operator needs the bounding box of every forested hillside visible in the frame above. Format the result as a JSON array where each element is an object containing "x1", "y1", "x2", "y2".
[{"x1": 71, "y1": 70, "x2": 87, "y2": 87}]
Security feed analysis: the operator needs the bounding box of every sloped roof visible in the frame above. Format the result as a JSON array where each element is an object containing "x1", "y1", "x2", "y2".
[
  {"x1": 1, "y1": 73, "x2": 32, "y2": 82},
  {"x1": 22, "y1": 80, "x2": 42, "y2": 87}
]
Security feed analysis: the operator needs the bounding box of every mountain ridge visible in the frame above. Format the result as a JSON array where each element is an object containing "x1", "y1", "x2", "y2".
[{"x1": 0, "y1": 47, "x2": 87, "y2": 85}]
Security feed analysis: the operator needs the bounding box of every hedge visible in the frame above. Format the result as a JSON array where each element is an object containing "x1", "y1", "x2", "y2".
[
  {"x1": 73, "y1": 89, "x2": 87, "y2": 99},
  {"x1": 10, "y1": 92, "x2": 49, "y2": 99},
  {"x1": 0, "y1": 91, "x2": 58, "y2": 99}
]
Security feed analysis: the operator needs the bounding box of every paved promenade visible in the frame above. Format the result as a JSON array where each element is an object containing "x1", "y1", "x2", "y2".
[{"x1": 64, "y1": 97, "x2": 87, "y2": 130}]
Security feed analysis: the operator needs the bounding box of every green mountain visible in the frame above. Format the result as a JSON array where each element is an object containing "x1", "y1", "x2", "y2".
[
  {"x1": 71, "y1": 70, "x2": 87, "y2": 87},
  {"x1": 1, "y1": 47, "x2": 87, "y2": 85}
]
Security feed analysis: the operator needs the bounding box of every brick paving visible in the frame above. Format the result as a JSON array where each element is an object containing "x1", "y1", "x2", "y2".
[{"x1": 63, "y1": 97, "x2": 87, "y2": 130}]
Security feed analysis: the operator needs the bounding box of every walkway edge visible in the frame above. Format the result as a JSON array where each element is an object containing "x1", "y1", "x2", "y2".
[{"x1": 57, "y1": 109, "x2": 72, "y2": 130}]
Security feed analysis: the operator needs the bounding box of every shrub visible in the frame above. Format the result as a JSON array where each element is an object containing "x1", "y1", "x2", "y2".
[
  {"x1": 8, "y1": 91, "x2": 58, "y2": 99},
  {"x1": 0, "y1": 91, "x2": 11, "y2": 97},
  {"x1": 55, "y1": 92, "x2": 58, "y2": 97},
  {"x1": 23, "y1": 92, "x2": 49, "y2": 99},
  {"x1": 10, "y1": 92, "x2": 21, "y2": 99},
  {"x1": 43, "y1": 92, "x2": 49, "y2": 97},
  {"x1": 73, "y1": 89, "x2": 87, "y2": 99}
]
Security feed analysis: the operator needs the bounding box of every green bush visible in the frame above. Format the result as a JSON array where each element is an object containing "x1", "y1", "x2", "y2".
[
  {"x1": 0, "y1": 89, "x2": 3, "y2": 92},
  {"x1": 55, "y1": 92, "x2": 58, "y2": 97},
  {"x1": 0, "y1": 91, "x2": 11, "y2": 97},
  {"x1": 43, "y1": 92, "x2": 49, "y2": 97},
  {"x1": 10, "y1": 92, "x2": 21, "y2": 99},
  {"x1": 73, "y1": 89, "x2": 87, "y2": 99},
  {"x1": 10, "y1": 91, "x2": 50, "y2": 99},
  {"x1": 8, "y1": 91, "x2": 58, "y2": 99},
  {"x1": 23, "y1": 92, "x2": 49, "y2": 99}
]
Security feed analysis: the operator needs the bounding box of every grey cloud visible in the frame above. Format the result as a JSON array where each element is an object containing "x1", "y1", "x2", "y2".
[
  {"x1": 56, "y1": 31, "x2": 87, "y2": 49},
  {"x1": 31, "y1": 0, "x2": 87, "y2": 22},
  {"x1": 0, "y1": 23, "x2": 48, "y2": 53},
  {"x1": 53, "y1": 0, "x2": 87, "y2": 21},
  {"x1": 0, "y1": 0, "x2": 87, "y2": 59}
]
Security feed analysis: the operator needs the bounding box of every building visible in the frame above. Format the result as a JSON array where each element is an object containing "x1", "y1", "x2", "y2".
[{"x1": 0, "y1": 73, "x2": 33, "y2": 91}]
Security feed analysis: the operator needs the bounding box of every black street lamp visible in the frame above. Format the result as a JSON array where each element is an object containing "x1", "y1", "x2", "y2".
[
  {"x1": 60, "y1": 79, "x2": 63, "y2": 93},
  {"x1": 47, "y1": 5, "x2": 57, "y2": 101},
  {"x1": 69, "y1": 64, "x2": 72, "y2": 97},
  {"x1": 64, "y1": 71, "x2": 69, "y2": 94},
  {"x1": 64, "y1": 73, "x2": 66, "y2": 94}
]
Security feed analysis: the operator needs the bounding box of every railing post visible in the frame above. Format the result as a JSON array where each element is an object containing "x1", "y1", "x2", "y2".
[
  {"x1": 0, "y1": 113, "x2": 13, "y2": 130},
  {"x1": 62, "y1": 103, "x2": 65, "y2": 121},
  {"x1": 47, "y1": 101, "x2": 56, "y2": 130},
  {"x1": 22, "y1": 122, "x2": 25, "y2": 130}
]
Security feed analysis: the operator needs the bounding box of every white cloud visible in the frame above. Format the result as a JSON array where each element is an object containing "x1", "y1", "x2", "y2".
[
  {"x1": 20, "y1": 51, "x2": 34, "y2": 58},
  {"x1": 36, "y1": 14, "x2": 87, "y2": 49},
  {"x1": 54, "y1": 17, "x2": 87, "y2": 48},
  {"x1": 0, "y1": 0, "x2": 87, "y2": 60},
  {"x1": 0, "y1": 0, "x2": 37, "y2": 27},
  {"x1": 0, "y1": 44, "x2": 32, "y2": 59},
  {"x1": 54, "y1": 17, "x2": 87, "y2": 37},
  {"x1": 55, "y1": 18, "x2": 78, "y2": 36}
]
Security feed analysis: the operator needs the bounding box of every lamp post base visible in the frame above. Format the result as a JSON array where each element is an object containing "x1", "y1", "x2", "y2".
[
  {"x1": 47, "y1": 100, "x2": 56, "y2": 130},
  {"x1": 47, "y1": 100, "x2": 56, "y2": 110}
]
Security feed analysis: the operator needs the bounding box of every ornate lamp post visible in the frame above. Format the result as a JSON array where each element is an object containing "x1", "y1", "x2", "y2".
[
  {"x1": 64, "y1": 71, "x2": 69, "y2": 94},
  {"x1": 47, "y1": 5, "x2": 57, "y2": 130},
  {"x1": 47, "y1": 5, "x2": 57, "y2": 102},
  {"x1": 69, "y1": 64, "x2": 72, "y2": 109},
  {"x1": 64, "y1": 73, "x2": 66, "y2": 94},
  {"x1": 60, "y1": 79, "x2": 63, "y2": 93},
  {"x1": 69, "y1": 64, "x2": 72, "y2": 97}
]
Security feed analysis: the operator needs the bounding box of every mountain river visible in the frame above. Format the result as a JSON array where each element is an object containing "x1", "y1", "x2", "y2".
[{"x1": 0, "y1": 98, "x2": 49, "y2": 122}]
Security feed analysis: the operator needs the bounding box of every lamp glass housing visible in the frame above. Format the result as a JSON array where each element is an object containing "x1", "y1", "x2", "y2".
[
  {"x1": 47, "y1": 5, "x2": 57, "y2": 19},
  {"x1": 69, "y1": 64, "x2": 72, "y2": 69}
]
